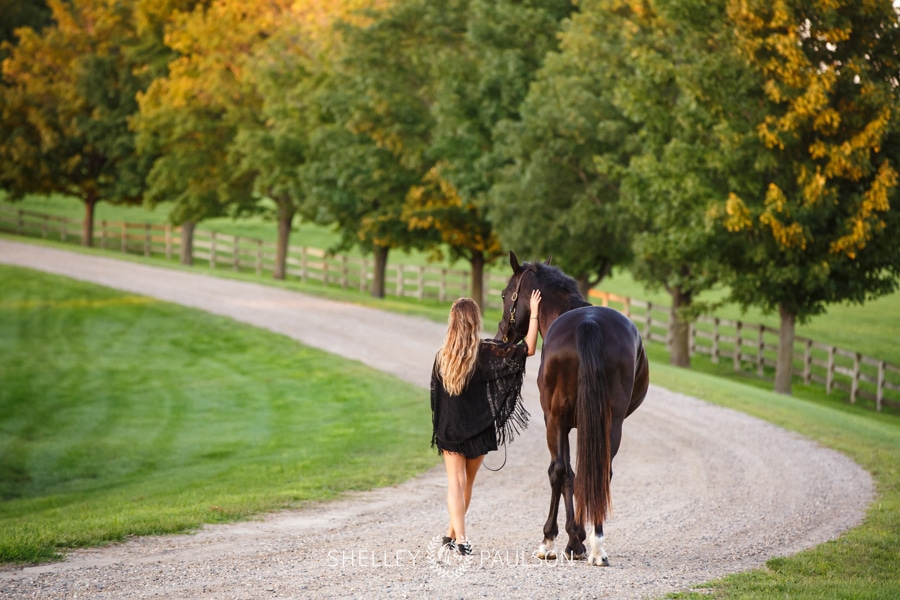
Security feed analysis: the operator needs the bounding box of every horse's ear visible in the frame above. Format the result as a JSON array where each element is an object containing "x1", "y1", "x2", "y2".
[
  {"x1": 509, "y1": 250, "x2": 522, "y2": 274},
  {"x1": 544, "y1": 255, "x2": 552, "y2": 265}
]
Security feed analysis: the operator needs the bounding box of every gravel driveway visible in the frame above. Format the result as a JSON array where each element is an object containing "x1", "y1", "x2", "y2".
[{"x1": 0, "y1": 240, "x2": 874, "y2": 599}]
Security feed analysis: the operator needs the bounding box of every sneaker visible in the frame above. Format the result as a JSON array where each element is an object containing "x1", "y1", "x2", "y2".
[
  {"x1": 456, "y1": 539, "x2": 472, "y2": 556},
  {"x1": 441, "y1": 536, "x2": 456, "y2": 551}
]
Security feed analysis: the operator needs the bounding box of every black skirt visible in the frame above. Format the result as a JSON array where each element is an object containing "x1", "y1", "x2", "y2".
[{"x1": 430, "y1": 340, "x2": 529, "y2": 459}]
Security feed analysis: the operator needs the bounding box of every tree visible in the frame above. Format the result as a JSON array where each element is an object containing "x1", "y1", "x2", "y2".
[
  {"x1": 598, "y1": 0, "x2": 753, "y2": 367},
  {"x1": 304, "y1": 2, "x2": 436, "y2": 298},
  {"x1": 488, "y1": 0, "x2": 637, "y2": 295},
  {"x1": 404, "y1": 165, "x2": 502, "y2": 307},
  {"x1": 135, "y1": 0, "x2": 287, "y2": 268},
  {"x1": 707, "y1": 0, "x2": 900, "y2": 393},
  {"x1": 0, "y1": 0, "x2": 153, "y2": 246}
]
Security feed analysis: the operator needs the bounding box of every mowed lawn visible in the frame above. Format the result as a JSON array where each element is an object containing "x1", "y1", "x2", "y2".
[{"x1": 0, "y1": 265, "x2": 436, "y2": 563}]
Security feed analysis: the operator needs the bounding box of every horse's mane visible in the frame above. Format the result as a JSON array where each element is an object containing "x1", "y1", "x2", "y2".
[{"x1": 525, "y1": 261, "x2": 591, "y2": 310}]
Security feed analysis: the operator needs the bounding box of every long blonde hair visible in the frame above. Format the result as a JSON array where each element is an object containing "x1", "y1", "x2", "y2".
[{"x1": 437, "y1": 298, "x2": 482, "y2": 396}]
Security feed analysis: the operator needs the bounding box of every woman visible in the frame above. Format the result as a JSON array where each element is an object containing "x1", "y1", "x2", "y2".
[{"x1": 430, "y1": 290, "x2": 541, "y2": 556}]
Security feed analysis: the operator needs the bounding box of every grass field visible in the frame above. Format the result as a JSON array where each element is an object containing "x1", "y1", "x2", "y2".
[{"x1": 0, "y1": 265, "x2": 436, "y2": 563}]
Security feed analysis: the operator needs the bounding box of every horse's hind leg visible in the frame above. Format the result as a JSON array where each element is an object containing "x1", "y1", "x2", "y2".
[
  {"x1": 535, "y1": 420, "x2": 566, "y2": 560},
  {"x1": 563, "y1": 459, "x2": 587, "y2": 560},
  {"x1": 588, "y1": 522, "x2": 610, "y2": 566}
]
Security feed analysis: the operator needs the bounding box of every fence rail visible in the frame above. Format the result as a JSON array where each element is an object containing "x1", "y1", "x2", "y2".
[
  {"x1": 590, "y1": 289, "x2": 899, "y2": 413},
  {"x1": 3, "y1": 204, "x2": 896, "y2": 413},
  {"x1": 0, "y1": 205, "x2": 510, "y2": 309}
]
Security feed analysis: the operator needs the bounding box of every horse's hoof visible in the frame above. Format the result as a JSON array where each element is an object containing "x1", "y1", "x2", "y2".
[
  {"x1": 534, "y1": 545, "x2": 557, "y2": 560},
  {"x1": 565, "y1": 550, "x2": 586, "y2": 561},
  {"x1": 588, "y1": 554, "x2": 610, "y2": 566}
]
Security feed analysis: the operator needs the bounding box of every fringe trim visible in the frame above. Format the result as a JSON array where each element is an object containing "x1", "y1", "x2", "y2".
[
  {"x1": 496, "y1": 396, "x2": 530, "y2": 447},
  {"x1": 432, "y1": 427, "x2": 497, "y2": 459}
]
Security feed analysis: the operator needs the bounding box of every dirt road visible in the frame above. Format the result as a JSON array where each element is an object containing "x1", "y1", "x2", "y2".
[{"x1": 0, "y1": 240, "x2": 874, "y2": 599}]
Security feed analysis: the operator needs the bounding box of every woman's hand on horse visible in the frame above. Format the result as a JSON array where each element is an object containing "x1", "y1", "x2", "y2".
[{"x1": 530, "y1": 289, "x2": 542, "y2": 315}]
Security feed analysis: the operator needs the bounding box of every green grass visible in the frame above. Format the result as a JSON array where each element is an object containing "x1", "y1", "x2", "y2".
[
  {"x1": 0, "y1": 265, "x2": 437, "y2": 563},
  {"x1": 654, "y1": 362, "x2": 900, "y2": 599}
]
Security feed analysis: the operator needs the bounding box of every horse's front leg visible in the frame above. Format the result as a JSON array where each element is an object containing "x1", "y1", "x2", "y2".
[{"x1": 563, "y1": 455, "x2": 586, "y2": 560}]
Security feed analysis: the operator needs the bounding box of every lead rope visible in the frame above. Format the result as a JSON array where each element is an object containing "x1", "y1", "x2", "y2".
[{"x1": 481, "y1": 442, "x2": 507, "y2": 472}]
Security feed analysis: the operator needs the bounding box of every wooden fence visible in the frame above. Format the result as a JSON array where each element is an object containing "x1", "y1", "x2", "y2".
[
  {"x1": 3, "y1": 204, "x2": 897, "y2": 412},
  {"x1": 590, "y1": 290, "x2": 900, "y2": 412},
  {"x1": 0, "y1": 205, "x2": 510, "y2": 309}
]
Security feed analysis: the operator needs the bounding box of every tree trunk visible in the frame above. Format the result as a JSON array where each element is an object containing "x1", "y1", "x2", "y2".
[
  {"x1": 82, "y1": 196, "x2": 98, "y2": 247},
  {"x1": 669, "y1": 286, "x2": 691, "y2": 368},
  {"x1": 180, "y1": 221, "x2": 195, "y2": 266},
  {"x1": 576, "y1": 273, "x2": 591, "y2": 299},
  {"x1": 273, "y1": 202, "x2": 295, "y2": 280},
  {"x1": 774, "y1": 304, "x2": 796, "y2": 395},
  {"x1": 371, "y1": 245, "x2": 389, "y2": 298},
  {"x1": 470, "y1": 251, "x2": 485, "y2": 313}
]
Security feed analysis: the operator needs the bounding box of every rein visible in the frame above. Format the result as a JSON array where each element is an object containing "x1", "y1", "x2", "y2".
[{"x1": 481, "y1": 442, "x2": 507, "y2": 472}]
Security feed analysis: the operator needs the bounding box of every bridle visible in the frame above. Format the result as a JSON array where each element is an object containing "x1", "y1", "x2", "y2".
[{"x1": 502, "y1": 270, "x2": 530, "y2": 343}]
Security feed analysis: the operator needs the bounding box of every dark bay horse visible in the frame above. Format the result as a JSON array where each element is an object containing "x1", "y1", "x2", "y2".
[{"x1": 496, "y1": 252, "x2": 649, "y2": 565}]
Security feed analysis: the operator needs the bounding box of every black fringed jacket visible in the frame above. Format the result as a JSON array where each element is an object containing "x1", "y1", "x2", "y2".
[{"x1": 430, "y1": 339, "x2": 530, "y2": 458}]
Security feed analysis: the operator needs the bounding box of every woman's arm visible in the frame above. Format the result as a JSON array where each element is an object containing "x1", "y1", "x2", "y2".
[{"x1": 524, "y1": 289, "x2": 542, "y2": 356}]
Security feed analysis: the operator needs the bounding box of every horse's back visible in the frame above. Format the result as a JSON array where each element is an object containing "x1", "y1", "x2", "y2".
[{"x1": 541, "y1": 305, "x2": 648, "y2": 416}]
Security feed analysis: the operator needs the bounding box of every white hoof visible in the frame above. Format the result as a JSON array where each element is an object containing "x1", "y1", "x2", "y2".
[
  {"x1": 534, "y1": 542, "x2": 557, "y2": 560},
  {"x1": 588, "y1": 530, "x2": 609, "y2": 566}
]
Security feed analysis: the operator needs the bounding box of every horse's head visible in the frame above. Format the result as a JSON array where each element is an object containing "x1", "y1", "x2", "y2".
[{"x1": 495, "y1": 251, "x2": 551, "y2": 343}]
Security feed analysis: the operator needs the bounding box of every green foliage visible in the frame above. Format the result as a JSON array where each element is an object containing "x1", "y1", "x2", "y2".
[
  {"x1": 707, "y1": 0, "x2": 900, "y2": 322},
  {"x1": 0, "y1": 0, "x2": 152, "y2": 214},
  {"x1": 0, "y1": 0, "x2": 51, "y2": 59},
  {"x1": 0, "y1": 265, "x2": 435, "y2": 563},
  {"x1": 488, "y1": 0, "x2": 635, "y2": 288}
]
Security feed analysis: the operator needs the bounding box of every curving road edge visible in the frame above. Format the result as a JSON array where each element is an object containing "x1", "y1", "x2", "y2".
[{"x1": 0, "y1": 240, "x2": 875, "y2": 599}]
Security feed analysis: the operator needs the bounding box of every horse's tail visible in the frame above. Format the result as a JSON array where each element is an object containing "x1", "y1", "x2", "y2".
[{"x1": 574, "y1": 320, "x2": 612, "y2": 526}]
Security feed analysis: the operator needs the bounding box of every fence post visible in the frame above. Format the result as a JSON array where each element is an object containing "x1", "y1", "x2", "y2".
[
  {"x1": 359, "y1": 258, "x2": 367, "y2": 293},
  {"x1": 439, "y1": 268, "x2": 447, "y2": 302},
  {"x1": 121, "y1": 222, "x2": 127, "y2": 252},
  {"x1": 17, "y1": 209, "x2": 24, "y2": 235},
  {"x1": 643, "y1": 302, "x2": 652, "y2": 342},
  {"x1": 323, "y1": 255, "x2": 329, "y2": 286},
  {"x1": 100, "y1": 221, "x2": 107, "y2": 249},
  {"x1": 165, "y1": 224, "x2": 172, "y2": 260},
  {"x1": 61, "y1": 218, "x2": 67, "y2": 242},
  {"x1": 851, "y1": 353, "x2": 861, "y2": 404},
  {"x1": 209, "y1": 231, "x2": 217, "y2": 269},
  {"x1": 877, "y1": 361, "x2": 885, "y2": 412},
  {"x1": 256, "y1": 240, "x2": 263, "y2": 276},
  {"x1": 803, "y1": 339, "x2": 813, "y2": 385},
  {"x1": 623, "y1": 297, "x2": 631, "y2": 319},
  {"x1": 418, "y1": 266, "x2": 425, "y2": 300},
  {"x1": 757, "y1": 325, "x2": 765, "y2": 376},
  {"x1": 301, "y1": 247, "x2": 308, "y2": 282},
  {"x1": 396, "y1": 264, "x2": 403, "y2": 297},
  {"x1": 42, "y1": 215, "x2": 49, "y2": 239},
  {"x1": 712, "y1": 317, "x2": 720, "y2": 364},
  {"x1": 144, "y1": 223, "x2": 151, "y2": 257},
  {"x1": 689, "y1": 322, "x2": 695, "y2": 357},
  {"x1": 826, "y1": 346, "x2": 836, "y2": 394},
  {"x1": 733, "y1": 321, "x2": 743, "y2": 372},
  {"x1": 341, "y1": 255, "x2": 348, "y2": 289}
]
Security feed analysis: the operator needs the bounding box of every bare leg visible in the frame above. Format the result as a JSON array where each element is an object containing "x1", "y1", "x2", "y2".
[{"x1": 443, "y1": 453, "x2": 485, "y2": 541}]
